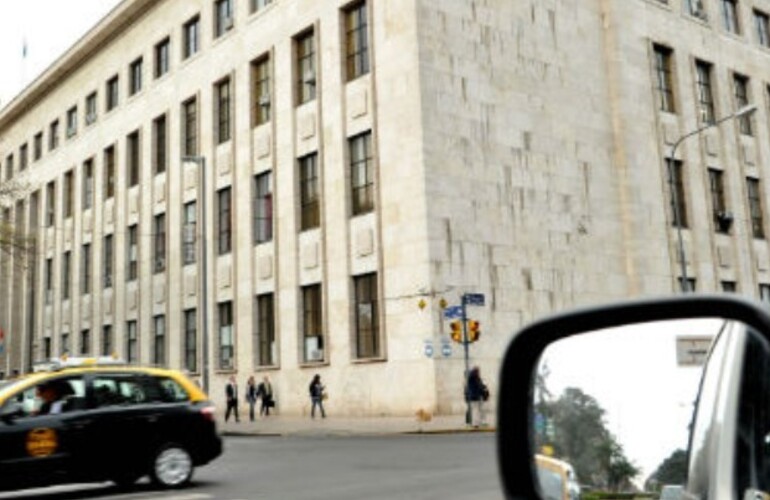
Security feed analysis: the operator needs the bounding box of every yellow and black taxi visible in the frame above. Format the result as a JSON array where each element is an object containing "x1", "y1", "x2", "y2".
[{"x1": 0, "y1": 356, "x2": 222, "y2": 492}]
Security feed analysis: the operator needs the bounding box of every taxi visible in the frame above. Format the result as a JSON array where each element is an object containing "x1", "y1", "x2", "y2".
[
  {"x1": 0, "y1": 356, "x2": 222, "y2": 492},
  {"x1": 535, "y1": 454, "x2": 581, "y2": 500}
]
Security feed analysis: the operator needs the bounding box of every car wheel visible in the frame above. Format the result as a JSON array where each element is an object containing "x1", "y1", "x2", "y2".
[{"x1": 150, "y1": 443, "x2": 194, "y2": 488}]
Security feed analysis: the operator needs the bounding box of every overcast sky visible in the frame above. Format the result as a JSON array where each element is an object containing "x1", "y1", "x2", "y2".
[{"x1": 0, "y1": 0, "x2": 123, "y2": 109}]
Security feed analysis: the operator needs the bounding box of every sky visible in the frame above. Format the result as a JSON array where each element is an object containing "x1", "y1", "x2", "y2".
[{"x1": 0, "y1": 0, "x2": 123, "y2": 109}]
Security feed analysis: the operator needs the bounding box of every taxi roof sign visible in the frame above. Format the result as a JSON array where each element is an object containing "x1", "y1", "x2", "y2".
[{"x1": 33, "y1": 355, "x2": 127, "y2": 372}]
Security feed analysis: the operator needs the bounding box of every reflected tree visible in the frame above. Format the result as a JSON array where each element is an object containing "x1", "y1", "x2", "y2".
[{"x1": 644, "y1": 449, "x2": 687, "y2": 491}]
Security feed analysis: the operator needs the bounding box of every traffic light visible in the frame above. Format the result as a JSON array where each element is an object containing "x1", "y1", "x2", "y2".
[
  {"x1": 468, "y1": 320, "x2": 481, "y2": 342},
  {"x1": 450, "y1": 320, "x2": 463, "y2": 343}
]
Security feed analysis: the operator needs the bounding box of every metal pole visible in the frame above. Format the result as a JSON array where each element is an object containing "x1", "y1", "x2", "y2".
[{"x1": 461, "y1": 294, "x2": 470, "y2": 425}]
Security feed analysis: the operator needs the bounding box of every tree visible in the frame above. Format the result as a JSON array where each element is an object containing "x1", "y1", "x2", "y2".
[
  {"x1": 0, "y1": 180, "x2": 34, "y2": 262},
  {"x1": 645, "y1": 449, "x2": 687, "y2": 491}
]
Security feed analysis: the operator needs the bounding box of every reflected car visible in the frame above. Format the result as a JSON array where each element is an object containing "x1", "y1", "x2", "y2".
[
  {"x1": 0, "y1": 357, "x2": 222, "y2": 492},
  {"x1": 536, "y1": 454, "x2": 581, "y2": 500},
  {"x1": 659, "y1": 484, "x2": 683, "y2": 500}
]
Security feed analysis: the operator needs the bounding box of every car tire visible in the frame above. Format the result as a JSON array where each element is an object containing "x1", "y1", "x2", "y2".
[{"x1": 150, "y1": 443, "x2": 194, "y2": 488}]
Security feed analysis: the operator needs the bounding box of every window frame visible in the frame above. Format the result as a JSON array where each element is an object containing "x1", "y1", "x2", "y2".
[
  {"x1": 344, "y1": 1, "x2": 370, "y2": 81},
  {"x1": 253, "y1": 171, "x2": 273, "y2": 244},
  {"x1": 354, "y1": 273, "x2": 380, "y2": 359},
  {"x1": 350, "y1": 131, "x2": 374, "y2": 215},
  {"x1": 299, "y1": 153, "x2": 320, "y2": 230}
]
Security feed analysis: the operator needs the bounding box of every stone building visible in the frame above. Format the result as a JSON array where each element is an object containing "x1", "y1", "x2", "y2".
[{"x1": 2, "y1": 0, "x2": 770, "y2": 415}]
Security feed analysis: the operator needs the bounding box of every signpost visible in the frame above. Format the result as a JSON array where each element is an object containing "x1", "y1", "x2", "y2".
[
  {"x1": 460, "y1": 292, "x2": 485, "y2": 425},
  {"x1": 443, "y1": 306, "x2": 462, "y2": 320},
  {"x1": 676, "y1": 336, "x2": 714, "y2": 366}
]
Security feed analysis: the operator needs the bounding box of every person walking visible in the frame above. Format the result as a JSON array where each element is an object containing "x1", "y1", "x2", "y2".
[
  {"x1": 256, "y1": 375, "x2": 274, "y2": 416},
  {"x1": 225, "y1": 375, "x2": 240, "y2": 423},
  {"x1": 245, "y1": 376, "x2": 258, "y2": 422},
  {"x1": 309, "y1": 374, "x2": 326, "y2": 419},
  {"x1": 466, "y1": 366, "x2": 489, "y2": 428}
]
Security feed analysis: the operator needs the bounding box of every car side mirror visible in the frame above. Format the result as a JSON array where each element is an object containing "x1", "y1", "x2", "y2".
[
  {"x1": 0, "y1": 401, "x2": 24, "y2": 423},
  {"x1": 496, "y1": 295, "x2": 770, "y2": 499}
]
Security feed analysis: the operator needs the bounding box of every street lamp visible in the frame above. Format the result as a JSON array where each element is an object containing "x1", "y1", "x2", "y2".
[
  {"x1": 182, "y1": 156, "x2": 209, "y2": 393},
  {"x1": 668, "y1": 104, "x2": 757, "y2": 292}
]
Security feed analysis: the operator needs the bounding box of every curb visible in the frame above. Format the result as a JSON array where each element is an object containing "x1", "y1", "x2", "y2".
[{"x1": 221, "y1": 427, "x2": 496, "y2": 438}]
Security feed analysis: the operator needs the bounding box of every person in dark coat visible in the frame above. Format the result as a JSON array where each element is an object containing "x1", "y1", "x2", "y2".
[
  {"x1": 245, "y1": 376, "x2": 258, "y2": 422},
  {"x1": 257, "y1": 376, "x2": 274, "y2": 416},
  {"x1": 466, "y1": 366, "x2": 489, "y2": 428},
  {"x1": 309, "y1": 374, "x2": 326, "y2": 419},
  {"x1": 225, "y1": 376, "x2": 240, "y2": 423}
]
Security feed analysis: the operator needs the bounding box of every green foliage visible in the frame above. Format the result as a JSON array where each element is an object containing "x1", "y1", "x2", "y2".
[{"x1": 644, "y1": 449, "x2": 687, "y2": 491}]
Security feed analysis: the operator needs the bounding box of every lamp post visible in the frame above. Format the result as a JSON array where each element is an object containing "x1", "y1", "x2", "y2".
[
  {"x1": 182, "y1": 156, "x2": 209, "y2": 393},
  {"x1": 668, "y1": 104, "x2": 757, "y2": 292}
]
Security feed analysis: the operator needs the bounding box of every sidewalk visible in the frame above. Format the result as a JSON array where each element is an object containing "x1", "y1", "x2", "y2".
[{"x1": 218, "y1": 412, "x2": 496, "y2": 437}]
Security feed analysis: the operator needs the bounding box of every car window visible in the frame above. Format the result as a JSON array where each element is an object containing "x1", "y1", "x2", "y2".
[
  {"x1": 156, "y1": 377, "x2": 190, "y2": 403},
  {"x1": 536, "y1": 466, "x2": 565, "y2": 500},
  {"x1": 92, "y1": 374, "x2": 161, "y2": 407},
  {"x1": 5, "y1": 376, "x2": 85, "y2": 417}
]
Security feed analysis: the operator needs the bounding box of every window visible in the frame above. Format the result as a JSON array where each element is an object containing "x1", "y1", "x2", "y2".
[
  {"x1": 44, "y1": 337, "x2": 51, "y2": 358},
  {"x1": 183, "y1": 15, "x2": 200, "y2": 59},
  {"x1": 183, "y1": 201, "x2": 197, "y2": 265},
  {"x1": 216, "y1": 78, "x2": 232, "y2": 143},
  {"x1": 250, "y1": 0, "x2": 272, "y2": 13},
  {"x1": 214, "y1": 0, "x2": 234, "y2": 38},
  {"x1": 19, "y1": 143, "x2": 28, "y2": 171},
  {"x1": 678, "y1": 277, "x2": 696, "y2": 292},
  {"x1": 354, "y1": 273, "x2": 379, "y2": 358},
  {"x1": 129, "y1": 57, "x2": 143, "y2": 95},
  {"x1": 63, "y1": 170, "x2": 74, "y2": 219},
  {"x1": 103, "y1": 234, "x2": 113, "y2": 288},
  {"x1": 668, "y1": 159, "x2": 688, "y2": 228},
  {"x1": 66, "y1": 106, "x2": 78, "y2": 137},
  {"x1": 85, "y1": 92, "x2": 97, "y2": 125},
  {"x1": 296, "y1": 30, "x2": 316, "y2": 105},
  {"x1": 734, "y1": 74, "x2": 753, "y2": 135},
  {"x1": 106, "y1": 75, "x2": 119, "y2": 111},
  {"x1": 709, "y1": 169, "x2": 729, "y2": 233},
  {"x1": 45, "y1": 181, "x2": 56, "y2": 227},
  {"x1": 218, "y1": 301, "x2": 234, "y2": 370},
  {"x1": 184, "y1": 309, "x2": 198, "y2": 373},
  {"x1": 747, "y1": 178, "x2": 765, "y2": 239},
  {"x1": 49, "y1": 119, "x2": 60, "y2": 150},
  {"x1": 81, "y1": 243, "x2": 91, "y2": 295},
  {"x1": 104, "y1": 146, "x2": 115, "y2": 200},
  {"x1": 253, "y1": 171, "x2": 273, "y2": 244},
  {"x1": 299, "y1": 153, "x2": 320, "y2": 230},
  {"x1": 182, "y1": 97, "x2": 198, "y2": 156},
  {"x1": 154, "y1": 37, "x2": 170, "y2": 78},
  {"x1": 82, "y1": 159, "x2": 94, "y2": 210},
  {"x1": 102, "y1": 325, "x2": 112, "y2": 356},
  {"x1": 154, "y1": 315, "x2": 166, "y2": 366},
  {"x1": 350, "y1": 132, "x2": 374, "y2": 215},
  {"x1": 756, "y1": 10, "x2": 770, "y2": 47},
  {"x1": 760, "y1": 284, "x2": 770, "y2": 306},
  {"x1": 217, "y1": 187, "x2": 232, "y2": 254},
  {"x1": 251, "y1": 294, "x2": 275, "y2": 368},
  {"x1": 251, "y1": 56, "x2": 271, "y2": 126},
  {"x1": 695, "y1": 60, "x2": 715, "y2": 125},
  {"x1": 33, "y1": 132, "x2": 42, "y2": 160},
  {"x1": 62, "y1": 251, "x2": 71, "y2": 300},
  {"x1": 153, "y1": 114, "x2": 167, "y2": 174},
  {"x1": 4, "y1": 155, "x2": 12, "y2": 181},
  {"x1": 344, "y1": 1, "x2": 370, "y2": 81},
  {"x1": 154, "y1": 213, "x2": 166, "y2": 273},
  {"x1": 127, "y1": 224, "x2": 138, "y2": 281},
  {"x1": 722, "y1": 0, "x2": 740, "y2": 34},
  {"x1": 653, "y1": 45, "x2": 675, "y2": 113},
  {"x1": 127, "y1": 130, "x2": 140, "y2": 187},
  {"x1": 61, "y1": 332, "x2": 70, "y2": 355},
  {"x1": 126, "y1": 320, "x2": 138, "y2": 363},
  {"x1": 721, "y1": 281, "x2": 737, "y2": 292},
  {"x1": 44, "y1": 258, "x2": 53, "y2": 305},
  {"x1": 302, "y1": 284, "x2": 323, "y2": 362},
  {"x1": 80, "y1": 329, "x2": 90, "y2": 355},
  {"x1": 688, "y1": 0, "x2": 707, "y2": 19}
]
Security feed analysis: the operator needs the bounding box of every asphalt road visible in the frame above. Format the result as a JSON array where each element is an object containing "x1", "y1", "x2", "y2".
[{"x1": 0, "y1": 433, "x2": 502, "y2": 499}]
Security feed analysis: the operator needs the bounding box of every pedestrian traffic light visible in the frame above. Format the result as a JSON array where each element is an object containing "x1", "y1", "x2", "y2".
[
  {"x1": 468, "y1": 320, "x2": 481, "y2": 342},
  {"x1": 450, "y1": 320, "x2": 462, "y2": 343}
]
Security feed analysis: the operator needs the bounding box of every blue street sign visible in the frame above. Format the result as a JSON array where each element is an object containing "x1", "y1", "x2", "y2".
[
  {"x1": 463, "y1": 293, "x2": 485, "y2": 306},
  {"x1": 441, "y1": 343, "x2": 452, "y2": 357},
  {"x1": 443, "y1": 305, "x2": 463, "y2": 319}
]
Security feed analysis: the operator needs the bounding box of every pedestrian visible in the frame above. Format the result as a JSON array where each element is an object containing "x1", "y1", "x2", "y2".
[
  {"x1": 309, "y1": 374, "x2": 326, "y2": 419},
  {"x1": 466, "y1": 366, "x2": 489, "y2": 428},
  {"x1": 245, "y1": 375, "x2": 258, "y2": 422},
  {"x1": 257, "y1": 375, "x2": 274, "y2": 416},
  {"x1": 225, "y1": 375, "x2": 240, "y2": 423}
]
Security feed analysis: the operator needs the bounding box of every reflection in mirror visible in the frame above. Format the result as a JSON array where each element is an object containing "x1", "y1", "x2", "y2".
[{"x1": 531, "y1": 318, "x2": 724, "y2": 498}]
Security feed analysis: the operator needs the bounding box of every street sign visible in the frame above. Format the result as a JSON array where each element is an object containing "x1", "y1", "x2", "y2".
[
  {"x1": 441, "y1": 342, "x2": 452, "y2": 357},
  {"x1": 676, "y1": 336, "x2": 714, "y2": 366},
  {"x1": 443, "y1": 306, "x2": 462, "y2": 319},
  {"x1": 463, "y1": 293, "x2": 485, "y2": 306},
  {"x1": 424, "y1": 341, "x2": 434, "y2": 358}
]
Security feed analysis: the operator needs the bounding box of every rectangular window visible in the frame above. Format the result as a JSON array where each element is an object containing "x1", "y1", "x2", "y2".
[
  {"x1": 62, "y1": 251, "x2": 71, "y2": 300},
  {"x1": 66, "y1": 106, "x2": 78, "y2": 137},
  {"x1": 253, "y1": 171, "x2": 273, "y2": 244},
  {"x1": 153, "y1": 114, "x2": 167, "y2": 174},
  {"x1": 102, "y1": 325, "x2": 112, "y2": 356},
  {"x1": 81, "y1": 243, "x2": 91, "y2": 295},
  {"x1": 345, "y1": 1, "x2": 369, "y2": 81},
  {"x1": 183, "y1": 201, "x2": 197, "y2": 265},
  {"x1": 61, "y1": 333, "x2": 70, "y2": 355},
  {"x1": 49, "y1": 120, "x2": 60, "y2": 150},
  {"x1": 756, "y1": 10, "x2": 770, "y2": 47},
  {"x1": 760, "y1": 284, "x2": 770, "y2": 306},
  {"x1": 154, "y1": 213, "x2": 166, "y2": 274},
  {"x1": 182, "y1": 97, "x2": 198, "y2": 156},
  {"x1": 104, "y1": 234, "x2": 114, "y2": 288},
  {"x1": 80, "y1": 329, "x2": 90, "y2": 356},
  {"x1": 129, "y1": 57, "x2": 143, "y2": 95},
  {"x1": 19, "y1": 143, "x2": 28, "y2": 171},
  {"x1": 668, "y1": 159, "x2": 688, "y2": 228},
  {"x1": 296, "y1": 30, "x2": 316, "y2": 105},
  {"x1": 4, "y1": 155, "x2": 12, "y2": 181},
  {"x1": 255, "y1": 294, "x2": 275, "y2": 366},
  {"x1": 678, "y1": 277, "x2": 696, "y2": 292},
  {"x1": 251, "y1": 56, "x2": 271, "y2": 126},
  {"x1": 104, "y1": 146, "x2": 115, "y2": 200},
  {"x1": 154, "y1": 37, "x2": 170, "y2": 78},
  {"x1": 33, "y1": 132, "x2": 42, "y2": 160},
  {"x1": 127, "y1": 130, "x2": 140, "y2": 187},
  {"x1": 218, "y1": 301, "x2": 234, "y2": 370},
  {"x1": 82, "y1": 159, "x2": 94, "y2": 210},
  {"x1": 63, "y1": 170, "x2": 74, "y2": 219},
  {"x1": 695, "y1": 60, "x2": 715, "y2": 125},
  {"x1": 748, "y1": 178, "x2": 765, "y2": 239},
  {"x1": 106, "y1": 75, "x2": 119, "y2": 111},
  {"x1": 85, "y1": 92, "x2": 97, "y2": 125},
  {"x1": 45, "y1": 257, "x2": 53, "y2": 305},
  {"x1": 214, "y1": 0, "x2": 234, "y2": 38},
  {"x1": 354, "y1": 273, "x2": 379, "y2": 359},
  {"x1": 217, "y1": 187, "x2": 232, "y2": 254},
  {"x1": 126, "y1": 320, "x2": 138, "y2": 363},
  {"x1": 733, "y1": 74, "x2": 753, "y2": 135},
  {"x1": 722, "y1": 0, "x2": 740, "y2": 34},
  {"x1": 45, "y1": 181, "x2": 56, "y2": 227},
  {"x1": 653, "y1": 44, "x2": 675, "y2": 113},
  {"x1": 183, "y1": 15, "x2": 200, "y2": 59},
  {"x1": 302, "y1": 284, "x2": 323, "y2": 362},
  {"x1": 350, "y1": 132, "x2": 374, "y2": 215},
  {"x1": 127, "y1": 224, "x2": 138, "y2": 281},
  {"x1": 708, "y1": 169, "x2": 729, "y2": 233},
  {"x1": 299, "y1": 153, "x2": 320, "y2": 230},
  {"x1": 250, "y1": 0, "x2": 272, "y2": 13},
  {"x1": 721, "y1": 281, "x2": 737, "y2": 292},
  {"x1": 184, "y1": 309, "x2": 198, "y2": 373},
  {"x1": 216, "y1": 78, "x2": 232, "y2": 144},
  {"x1": 154, "y1": 315, "x2": 166, "y2": 366},
  {"x1": 688, "y1": 0, "x2": 707, "y2": 19},
  {"x1": 44, "y1": 338, "x2": 52, "y2": 358}
]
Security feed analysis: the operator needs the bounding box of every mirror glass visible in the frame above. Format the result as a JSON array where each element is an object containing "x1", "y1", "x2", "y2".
[{"x1": 531, "y1": 317, "x2": 770, "y2": 499}]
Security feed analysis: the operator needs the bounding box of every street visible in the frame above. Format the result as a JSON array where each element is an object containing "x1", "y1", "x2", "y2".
[{"x1": 0, "y1": 434, "x2": 501, "y2": 499}]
